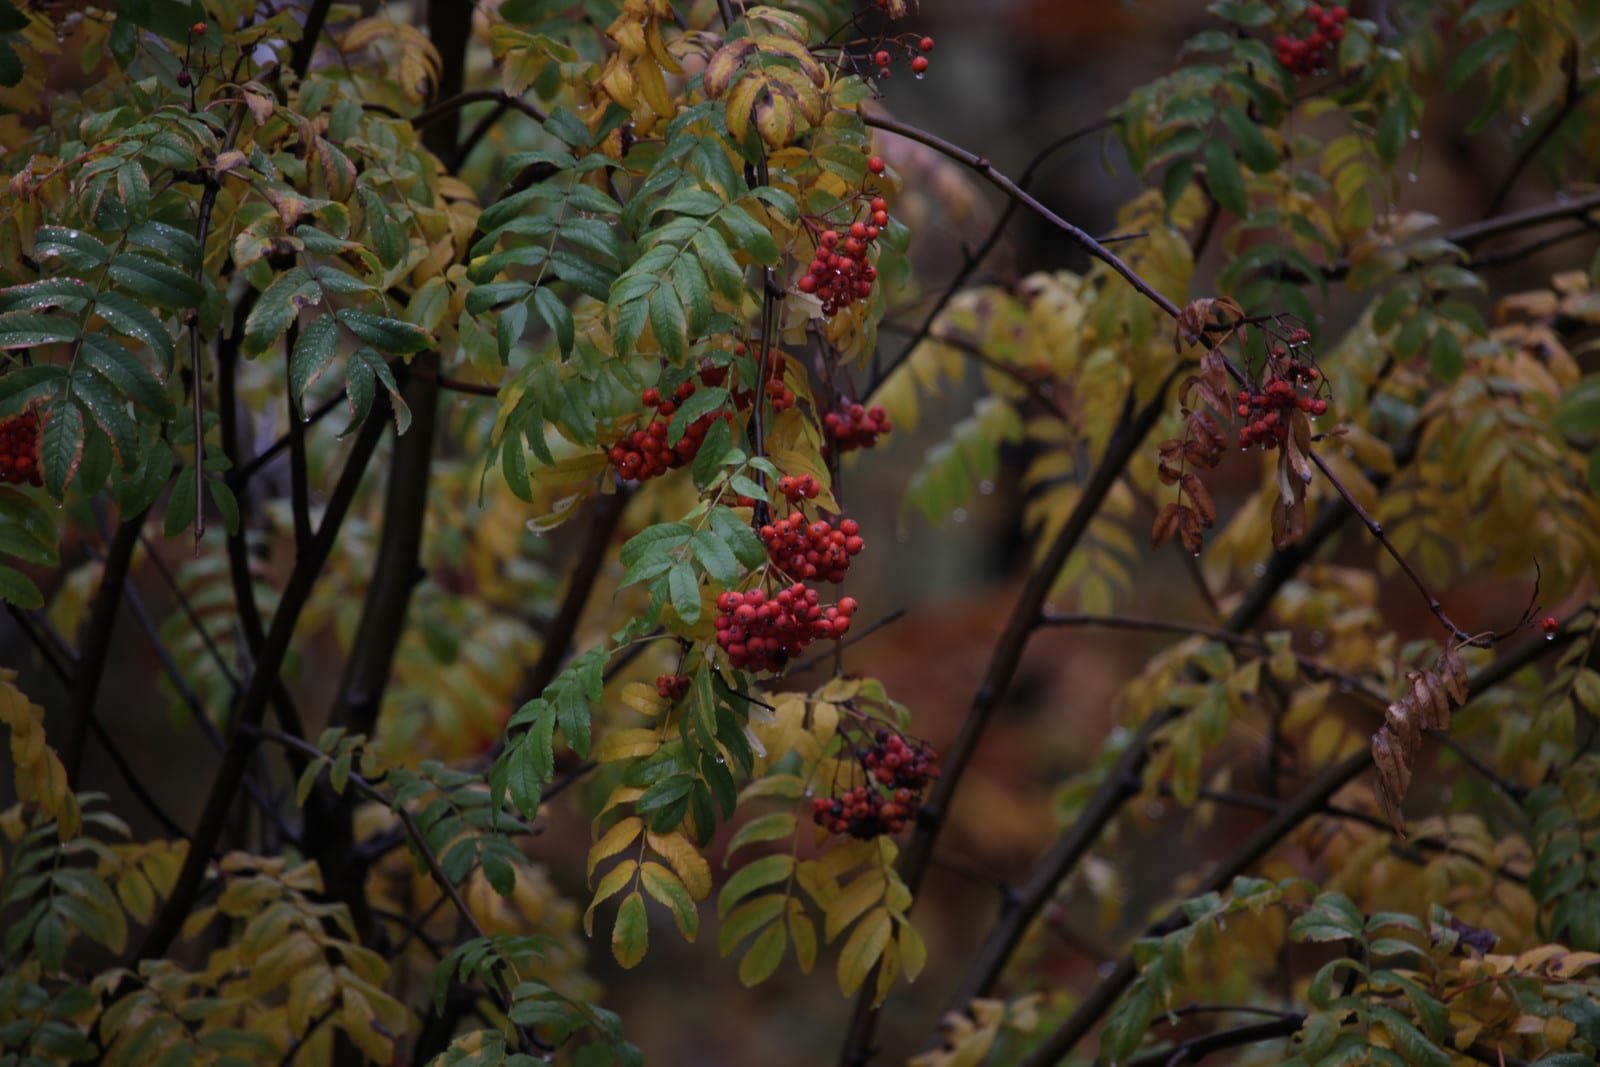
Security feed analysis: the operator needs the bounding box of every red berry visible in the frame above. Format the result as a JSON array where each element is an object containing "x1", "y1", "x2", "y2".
[
  {"x1": 874, "y1": 50, "x2": 891, "y2": 67},
  {"x1": 867, "y1": 156, "x2": 885, "y2": 175},
  {"x1": 1542, "y1": 616, "x2": 1558, "y2": 635},
  {"x1": 910, "y1": 56, "x2": 928, "y2": 74},
  {"x1": 919, "y1": 36, "x2": 934, "y2": 52}
]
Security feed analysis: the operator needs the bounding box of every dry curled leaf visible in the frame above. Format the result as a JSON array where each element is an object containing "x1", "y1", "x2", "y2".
[
  {"x1": 1175, "y1": 298, "x2": 1215, "y2": 352},
  {"x1": 1369, "y1": 649, "x2": 1471, "y2": 834},
  {"x1": 1152, "y1": 501, "x2": 1180, "y2": 549}
]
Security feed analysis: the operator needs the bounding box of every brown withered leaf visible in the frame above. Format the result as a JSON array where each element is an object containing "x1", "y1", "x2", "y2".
[
  {"x1": 1408, "y1": 670, "x2": 1450, "y2": 730},
  {"x1": 1286, "y1": 409, "x2": 1314, "y2": 485},
  {"x1": 1188, "y1": 408, "x2": 1227, "y2": 453},
  {"x1": 1152, "y1": 501, "x2": 1181, "y2": 549},
  {"x1": 1384, "y1": 699, "x2": 1420, "y2": 751},
  {"x1": 1174, "y1": 298, "x2": 1216, "y2": 352},
  {"x1": 1185, "y1": 437, "x2": 1222, "y2": 468},
  {"x1": 1371, "y1": 729, "x2": 1411, "y2": 835},
  {"x1": 1270, "y1": 492, "x2": 1305, "y2": 550},
  {"x1": 1157, "y1": 462, "x2": 1182, "y2": 485},
  {"x1": 1178, "y1": 505, "x2": 1204, "y2": 555},
  {"x1": 1181, "y1": 472, "x2": 1217, "y2": 528},
  {"x1": 1199, "y1": 347, "x2": 1230, "y2": 396},
  {"x1": 1438, "y1": 648, "x2": 1469, "y2": 704},
  {"x1": 1157, "y1": 438, "x2": 1186, "y2": 465}
]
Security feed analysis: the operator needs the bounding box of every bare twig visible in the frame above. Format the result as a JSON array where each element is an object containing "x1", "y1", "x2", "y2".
[{"x1": 61, "y1": 509, "x2": 145, "y2": 788}]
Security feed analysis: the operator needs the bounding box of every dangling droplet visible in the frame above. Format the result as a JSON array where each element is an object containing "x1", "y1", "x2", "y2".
[{"x1": 914, "y1": 72, "x2": 924, "y2": 81}]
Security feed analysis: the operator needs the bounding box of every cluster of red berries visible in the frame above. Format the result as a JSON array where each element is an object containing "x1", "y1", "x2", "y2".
[
  {"x1": 871, "y1": 36, "x2": 934, "y2": 79},
  {"x1": 759, "y1": 513, "x2": 865, "y2": 583},
  {"x1": 0, "y1": 412, "x2": 43, "y2": 487},
  {"x1": 777, "y1": 473, "x2": 821, "y2": 502},
  {"x1": 607, "y1": 375, "x2": 734, "y2": 482},
  {"x1": 713, "y1": 585, "x2": 857, "y2": 673},
  {"x1": 656, "y1": 674, "x2": 690, "y2": 701},
  {"x1": 1234, "y1": 346, "x2": 1326, "y2": 450},
  {"x1": 812, "y1": 784, "x2": 915, "y2": 838},
  {"x1": 1274, "y1": 4, "x2": 1348, "y2": 75},
  {"x1": 823, "y1": 401, "x2": 892, "y2": 454},
  {"x1": 798, "y1": 202, "x2": 888, "y2": 316},
  {"x1": 810, "y1": 728, "x2": 940, "y2": 839},
  {"x1": 726, "y1": 343, "x2": 795, "y2": 413}
]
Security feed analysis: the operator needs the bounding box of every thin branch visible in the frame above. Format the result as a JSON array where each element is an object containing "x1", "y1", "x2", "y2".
[
  {"x1": 133, "y1": 403, "x2": 389, "y2": 964},
  {"x1": 1126, "y1": 1014, "x2": 1304, "y2": 1067},
  {"x1": 61, "y1": 508, "x2": 146, "y2": 787},
  {"x1": 227, "y1": 391, "x2": 345, "y2": 487},
  {"x1": 865, "y1": 115, "x2": 1113, "y2": 395},
  {"x1": 289, "y1": 0, "x2": 335, "y2": 81},
  {"x1": 514, "y1": 486, "x2": 632, "y2": 705},
  {"x1": 8, "y1": 603, "x2": 188, "y2": 839},
  {"x1": 1308, "y1": 449, "x2": 1479, "y2": 645},
  {"x1": 786, "y1": 607, "x2": 907, "y2": 676},
  {"x1": 284, "y1": 326, "x2": 313, "y2": 553},
  {"x1": 410, "y1": 89, "x2": 547, "y2": 131},
  {"x1": 839, "y1": 370, "x2": 1180, "y2": 1065},
  {"x1": 862, "y1": 111, "x2": 1182, "y2": 320},
  {"x1": 1484, "y1": 47, "x2": 1583, "y2": 216},
  {"x1": 879, "y1": 321, "x2": 1070, "y2": 421}
]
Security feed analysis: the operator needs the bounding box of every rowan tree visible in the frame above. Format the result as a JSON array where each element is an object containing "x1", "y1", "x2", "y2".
[{"x1": 1, "y1": 1, "x2": 1599, "y2": 1066}]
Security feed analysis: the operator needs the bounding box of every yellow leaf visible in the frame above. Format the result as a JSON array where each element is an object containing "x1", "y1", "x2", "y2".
[
  {"x1": 588, "y1": 817, "x2": 644, "y2": 883},
  {"x1": 826, "y1": 869, "x2": 885, "y2": 942},
  {"x1": 837, "y1": 907, "x2": 892, "y2": 997},
  {"x1": 646, "y1": 829, "x2": 712, "y2": 899},
  {"x1": 584, "y1": 860, "x2": 638, "y2": 936},
  {"x1": 897, "y1": 916, "x2": 928, "y2": 982},
  {"x1": 597, "y1": 729, "x2": 662, "y2": 763},
  {"x1": 622, "y1": 682, "x2": 670, "y2": 717},
  {"x1": 789, "y1": 898, "x2": 817, "y2": 975},
  {"x1": 1552, "y1": 950, "x2": 1600, "y2": 977}
]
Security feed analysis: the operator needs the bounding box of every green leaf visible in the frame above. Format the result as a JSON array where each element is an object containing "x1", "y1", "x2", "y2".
[
  {"x1": 667, "y1": 386, "x2": 728, "y2": 447},
  {"x1": 649, "y1": 285, "x2": 686, "y2": 363},
  {"x1": 1203, "y1": 138, "x2": 1247, "y2": 216},
  {"x1": 92, "y1": 291, "x2": 175, "y2": 368},
  {"x1": 243, "y1": 267, "x2": 319, "y2": 356},
  {"x1": 1449, "y1": 29, "x2": 1516, "y2": 91},
  {"x1": 1428, "y1": 329, "x2": 1463, "y2": 383},
  {"x1": 708, "y1": 507, "x2": 765, "y2": 568},
  {"x1": 556, "y1": 680, "x2": 592, "y2": 758},
  {"x1": 533, "y1": 287, "x2": 575, "y2": 358},
  {"x1": 289, "y1": 314, "x2": 341, "y2": 409},
  {"x1": 667, "y1": 561, "x2": 701, "y2": 624},
  {"x1": 640, "y1": 862, "x2": 699, "y2": 941},
  {"x1": 621, "y1": 522, "x2": 692, "y2": 567},
  {"x1": 108, "y1": 253, "x2": 202, "y2": 309},
  {"x1": 164, "y1": 466, "x2": 197, "y2": 537},
  {"x1": 689, "y1": 529, "x2": 739, "y2": 586},
  {"x1": 40, "y1": 397, "x2": 84, "y2": 495},
  {"x1": 32, "y1": 226, "x2": 109, "y2": 270},
  {"x1": 609, "y1": 890, "x2": 649, "y2": 968},
  {"x1": 506, "y1": 736, "x2": 545, "y2": 819},
  {"x1": 551, "y1": 250, "x2": 615, "y2": 301},
  {"x1": 1219, "y1": 105, "x2": 1277, "y2": 173},
  {"x1": 0, "y1": 564, "x2": 43, "y2": 609},
  {"x1": 1375, "y1": 98, "x2": 1408, "y2": 168},
  {"x1": 0, "y1": 311, "x2": 80, "y2": 349},
  {"x1": 691, "y1": 417, "x2": 734, "y2": 486},
  {"x1": 335, "y1": 309, "x2": 434, "y2": 355},
  {"x1": 71, "y1": 369, "x2": 137, "y2": 463},
  {"x1": 1556, "y1": 375, "x2": 1600, "y2": 435},
  {"x1": 738, "y1": 920, "x2": 786, "y2": 985}
]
